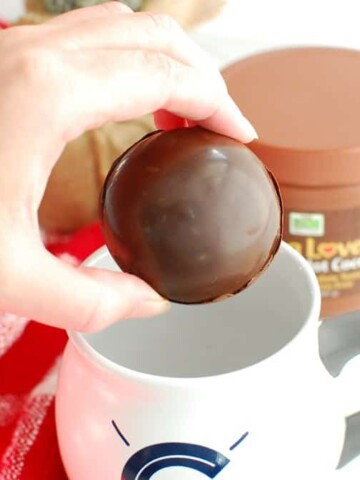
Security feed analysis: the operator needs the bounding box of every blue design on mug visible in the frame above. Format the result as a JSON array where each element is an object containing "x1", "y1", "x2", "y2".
[{"x1": 112, "y1": 420, "x2": 249, "y2": 479}]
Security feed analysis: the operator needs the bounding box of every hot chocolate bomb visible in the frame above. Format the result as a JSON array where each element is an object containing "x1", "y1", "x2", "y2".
[{"x1": 100, "y1": 127, "x2": 283, "y2": 304}]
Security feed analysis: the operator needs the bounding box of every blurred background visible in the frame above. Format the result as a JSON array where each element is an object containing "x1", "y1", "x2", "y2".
[{"x1": 2, "y1": 0, "x2": 360, "y2": 68}]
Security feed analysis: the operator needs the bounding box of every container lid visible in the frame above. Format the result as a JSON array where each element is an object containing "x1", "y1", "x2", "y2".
[{"x1": 222, "y1": 47, "x2": 360, "y2": 187}]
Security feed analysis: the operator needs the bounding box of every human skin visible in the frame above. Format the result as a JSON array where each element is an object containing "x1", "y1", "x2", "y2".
[{"x1": 0, "y1": 2, "x2": 257, "y2": 332}]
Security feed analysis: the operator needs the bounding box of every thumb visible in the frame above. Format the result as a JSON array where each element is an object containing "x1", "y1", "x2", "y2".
[{"x1": 5, "y1": 247, "x2": 169, "y2": 332}]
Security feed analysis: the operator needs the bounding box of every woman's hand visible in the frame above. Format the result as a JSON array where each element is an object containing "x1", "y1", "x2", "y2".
[{"x1": 0, "y1": 2, "x2": 257, "y2": 332}]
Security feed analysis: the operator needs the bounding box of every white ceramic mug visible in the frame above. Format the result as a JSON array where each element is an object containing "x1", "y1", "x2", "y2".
[{"x1": 55, "y1": 242, "x2": 360, "y2": 479}]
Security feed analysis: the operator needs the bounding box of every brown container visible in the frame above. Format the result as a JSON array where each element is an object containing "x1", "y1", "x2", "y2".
[{"x1": 222, "y1": 47, "x2": 360, "y2": 318}]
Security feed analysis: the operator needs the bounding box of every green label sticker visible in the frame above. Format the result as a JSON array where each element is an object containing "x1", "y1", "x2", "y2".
[{"x1": 289, "y1": 212, "x2": 325, "y2": 237}]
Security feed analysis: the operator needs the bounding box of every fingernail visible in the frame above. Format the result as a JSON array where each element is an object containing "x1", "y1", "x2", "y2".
[
  {"x1": 226, "y1": 97, "x2": 258, "y2": 142},
  {"x1": 146, "y1": 299, "x2": 171, "y2": 313},
  {"x1": 240, "y1": 115, "x2": 259, "y2": 142},
  {"x1": 130, "y1": 299, "x2": 171, "y2": 318}
]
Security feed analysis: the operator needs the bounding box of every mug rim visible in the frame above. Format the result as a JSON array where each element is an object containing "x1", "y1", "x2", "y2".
[{"x1": 67, "y1": 241, "x2": 321, "y2": 385}]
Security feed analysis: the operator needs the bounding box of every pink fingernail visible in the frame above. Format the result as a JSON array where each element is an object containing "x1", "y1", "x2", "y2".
[
  {"x1": 130, "y1": 299, "x2": 171, "y2": 318},
  {"x1": 226, "y1": 97, "x2": 258, "y2": 142}
]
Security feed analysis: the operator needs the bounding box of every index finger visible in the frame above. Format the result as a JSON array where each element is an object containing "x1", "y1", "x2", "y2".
[{"x1": 154, "y1": 96, "x2": 258, "y2": 143}]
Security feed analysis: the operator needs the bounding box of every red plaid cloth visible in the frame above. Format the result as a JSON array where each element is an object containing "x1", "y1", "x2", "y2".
[{"x1": 0, "y1": 223, "x2": 106, "y2": 479}]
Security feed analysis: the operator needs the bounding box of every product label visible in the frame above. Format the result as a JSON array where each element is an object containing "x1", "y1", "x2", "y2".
[
  {"x1": 289, "y1": 212, "x2": 325, "y2": 237},
  {"x1": 284, "y1": 209, "x2": 360, "y2": 299}
]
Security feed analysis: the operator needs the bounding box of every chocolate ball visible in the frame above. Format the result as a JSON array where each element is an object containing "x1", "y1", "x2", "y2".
[{"x1": 100, "y1": 127, "x2": 283, "y2": 304}]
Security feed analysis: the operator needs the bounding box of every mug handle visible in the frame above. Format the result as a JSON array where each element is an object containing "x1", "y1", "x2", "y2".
[{"x1": 319, "y1": 311, "x2": 360, "y2": 469}]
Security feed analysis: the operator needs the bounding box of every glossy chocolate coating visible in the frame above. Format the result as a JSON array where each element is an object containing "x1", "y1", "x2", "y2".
[{"x1": 100, "y1": 127, "x2": 283, "y2": 304}]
